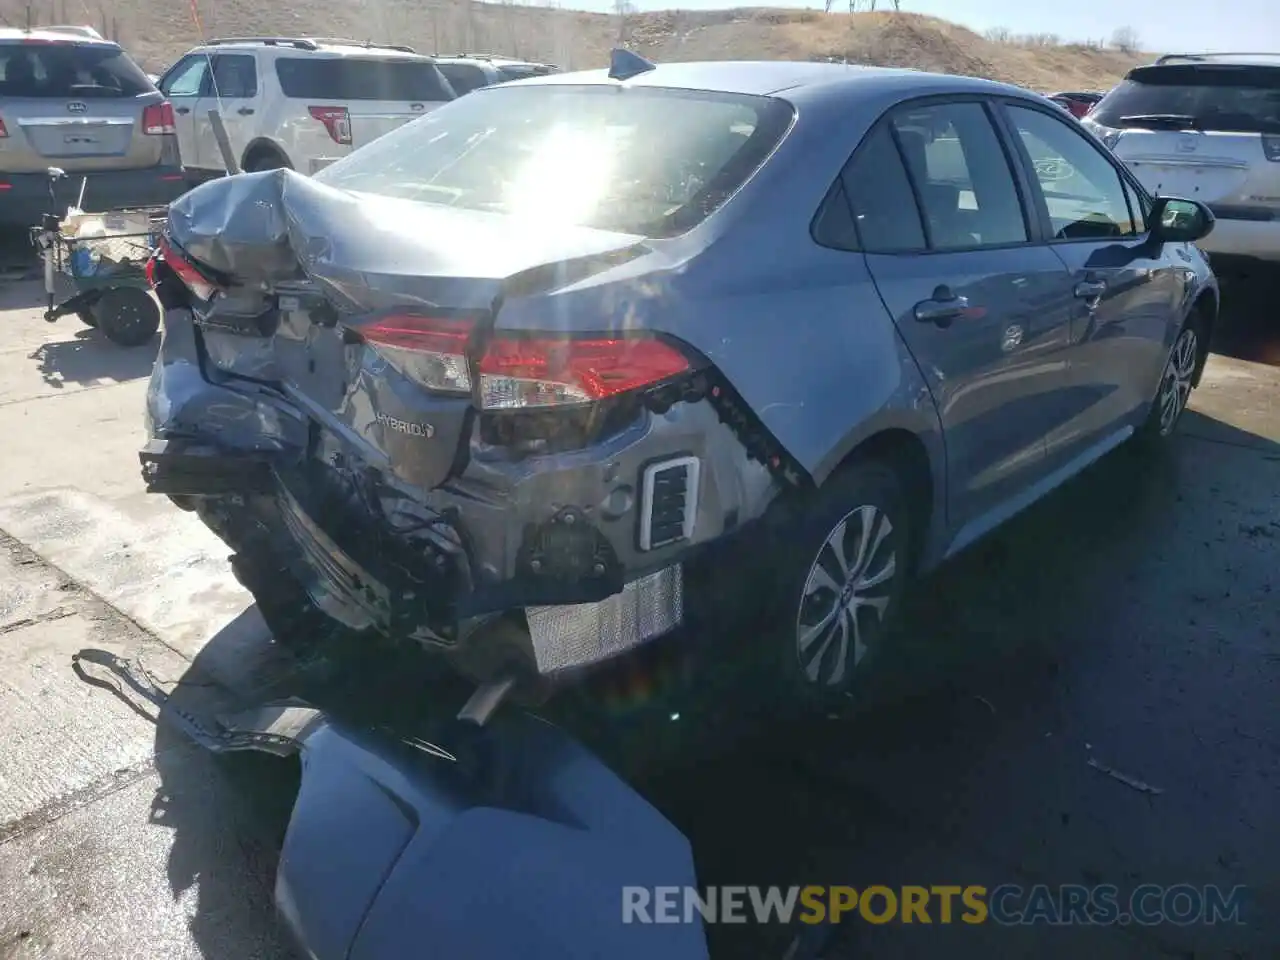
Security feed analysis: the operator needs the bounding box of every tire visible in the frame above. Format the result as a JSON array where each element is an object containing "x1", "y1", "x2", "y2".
[
  {"x1": 1134, "y1": 309, "x2": 1205, "y2": 448},
  {"x1": 243, "y1": 151, "x2": 291, "y2": 173},
  {"x1": 766, "y1": 458, "x2": 915, "y2": 716},
  {"x1": 76, "y1": 309, "x2": 97, "y2": 328},
  {"x1": 94, "y1": 286, "x2": 160, "y2": 347}
]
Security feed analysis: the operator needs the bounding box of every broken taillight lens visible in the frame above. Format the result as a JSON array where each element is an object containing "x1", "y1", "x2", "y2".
[
  {"x1": 308, "y1": 105, "x2": 353, "y2": 146},
  {"x1": 156, "y1": 234, "x2": 220, "y2": 301},
  {"x1": 477, "y1": 335, "x2": 690, "y2": 410},
  {"x1": 354, "y1": 314, "x2": 474, "y2": 394}
]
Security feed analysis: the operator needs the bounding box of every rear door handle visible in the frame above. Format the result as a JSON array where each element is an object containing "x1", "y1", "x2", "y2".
[
  {"x1": 237, "y1": 107, "x2": 255, "y2": 116},
  {"x1": 914, "y1": 295, "x2": 970, "y2": 326},
  {"x1": 1074, "y1": 279, "x2": 1107, "y2": 299}
]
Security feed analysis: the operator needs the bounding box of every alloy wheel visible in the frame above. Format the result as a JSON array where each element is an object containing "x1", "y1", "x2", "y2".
[
  {"x1": 794, "y1": 504, "x2": 897, "y2": 688},
  {"x1": 1158, "y1": 327, "x2": 1198, "y2": 437}
]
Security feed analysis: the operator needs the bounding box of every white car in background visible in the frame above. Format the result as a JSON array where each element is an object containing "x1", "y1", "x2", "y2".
[
  {"x1": 156, "y1": 37, "x2": 455, "y2": 179},
  {"x1": 1085, "y1": 52, "x2": 1280, "y2": 278}
]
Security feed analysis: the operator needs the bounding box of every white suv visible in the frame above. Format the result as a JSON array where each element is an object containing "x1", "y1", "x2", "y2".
[
  {"x1": 156, "y1": 37, "x2": 454, "y2": 179},
  {"x1": 1084, "y1": 52, "x2": 1280, "y2": 277}
]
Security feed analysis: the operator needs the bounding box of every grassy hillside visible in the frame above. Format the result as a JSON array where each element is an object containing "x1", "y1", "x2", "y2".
[{"x1": 0, "y1": 3, "x2": 1146, "y2": 92}]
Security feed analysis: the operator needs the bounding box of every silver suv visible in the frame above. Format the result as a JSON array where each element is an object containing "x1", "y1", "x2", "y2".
[
  {"x1": 1085, "y1": 53, "x2": 1280, "y2": 277},
  {"x1": 0, "y1": 27, "x2": 185, "y2": 226}
]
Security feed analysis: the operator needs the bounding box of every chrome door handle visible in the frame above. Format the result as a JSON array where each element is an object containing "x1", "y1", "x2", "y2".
[
  {"x1": 914, "y1": 295, "x2": 970, "y2": 326},
  {"x1": 1074, "y1": 280, "x2": 1107, "y2": 299}
]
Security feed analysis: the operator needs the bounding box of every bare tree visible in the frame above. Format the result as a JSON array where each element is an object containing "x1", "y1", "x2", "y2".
[
  {"x1": 1110, "y1": 25, "x2": 1140, "y2": 54},
  {"x1": 985, "y1": 26, "x2": 1011, "y2": 44},
  {"x1": 614, "y1": 0, "x2": 635, "y2": 42}
]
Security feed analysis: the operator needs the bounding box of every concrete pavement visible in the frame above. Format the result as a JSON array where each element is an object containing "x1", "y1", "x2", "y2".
[{"x1": 0, "y1": 267, "x2": 1276, "y2": 959}]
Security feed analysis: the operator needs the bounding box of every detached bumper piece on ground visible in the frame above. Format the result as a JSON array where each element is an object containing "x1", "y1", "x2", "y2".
[{"x1": 71, "y1": 640, "x2": 710, "y2": 960}]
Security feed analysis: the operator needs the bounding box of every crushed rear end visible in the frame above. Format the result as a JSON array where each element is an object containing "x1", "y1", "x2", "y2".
[{"x1": 141, "y1": 167, "x2": 790, "y2": 691}]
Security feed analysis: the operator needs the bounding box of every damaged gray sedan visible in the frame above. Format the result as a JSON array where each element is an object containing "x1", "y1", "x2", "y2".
[{"x1": 141, "y1": 57, "x2": 1219, "y2": 712}]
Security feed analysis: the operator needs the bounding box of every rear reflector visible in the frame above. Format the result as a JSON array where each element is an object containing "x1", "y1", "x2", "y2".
[
  {"x1": 309, "y1": 106, "x2": 352, "y2": 146},
  {"x1": 478, "y1": 336, "x2": 690, "y2": 410},
  {"x1": 142, "y1": 101, "x2": 176, "y2": 136},
  {"x1": 353, "y1": 314, "x2": 473, "y2": 393},
  {"x1": 156, "y1": 234, "x2": 219, "y2": 301}
]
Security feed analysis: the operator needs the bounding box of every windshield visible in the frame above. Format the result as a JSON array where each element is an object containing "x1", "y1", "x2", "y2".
[
  {"x1": 0, "y1": 41, "x2": 153, "y2": 98},
  {"x1": 1091, "y1": 65, "x2": 1280, "y2": 133},
  {"x1": 314, "y1": 84, "x2": 794, "y2": 237}
]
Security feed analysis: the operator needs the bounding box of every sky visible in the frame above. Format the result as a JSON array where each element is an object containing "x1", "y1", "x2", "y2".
[{"x1": 584, "y1": 0, "x2": 1280, "y2": 55}]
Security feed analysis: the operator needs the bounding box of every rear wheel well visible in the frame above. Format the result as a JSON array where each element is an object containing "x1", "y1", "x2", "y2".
[
  {"x1": 240, "y1": 140, "x2": 292, "y2": 173},
  {"x1": 838, "y1": 429, "x2": 934, "y2": 570}
]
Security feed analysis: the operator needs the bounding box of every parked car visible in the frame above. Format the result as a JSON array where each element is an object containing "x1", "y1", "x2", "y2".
[
  {"x1": 432, "y1": 54, "x2": 559, "y2": 95},
  {"x1": 1084, "y1": 52, "x2": 1280, "y2": 278},
  {"x1": 155, "y1": 37, "x2": 455, "y2": 179},
  {"x1": 1048, "y1": 91, "x2": 1103, "y2": 119},
  {"x1": 141, "y1": 56, "x2": 1218, "y2": 715},
  {"x1": 0, "y1": 27, "x2": 185, "y2": 227}
]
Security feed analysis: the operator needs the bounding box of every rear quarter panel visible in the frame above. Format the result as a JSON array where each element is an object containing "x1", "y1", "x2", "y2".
[{"x1": 491, "y1": 77, "x2": 948, "y2": 491}]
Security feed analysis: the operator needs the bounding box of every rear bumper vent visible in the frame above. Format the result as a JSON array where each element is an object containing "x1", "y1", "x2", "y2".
[{"x1": 638, "y1": 456, "x2": 700, "y2": 551}]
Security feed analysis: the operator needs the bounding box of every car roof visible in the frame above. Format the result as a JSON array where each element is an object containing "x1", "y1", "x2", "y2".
[
  {"x1": 505, "y1": 59, "x2": 1031, "y2": 104},
  {"x1": 189, "y1": 37, "x2": 428, "y2": 59},
  {"x1": 0, "y1": 27, "x2": 116, "y2": 46},
  {"x1": 1149, "y1": 52, "x2": 1280, "y2": 69}
]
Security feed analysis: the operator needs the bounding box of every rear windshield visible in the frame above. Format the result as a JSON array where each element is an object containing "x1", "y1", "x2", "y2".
[
  {"x1": 275, "y1": 57, "x2": 453, "y2": 102},
  {"x1": 435, "y1": 62, "x2": 489, "y2": 95},
  {"x1": 314, "y1": 84, "x2": 794, "y2": 238},
  {"x1": 1092, "y1": 65, "x2": 1280, "y2": 133},
  {"x1": 0, "y1": 41, "x2": 153, "y2": 98}
]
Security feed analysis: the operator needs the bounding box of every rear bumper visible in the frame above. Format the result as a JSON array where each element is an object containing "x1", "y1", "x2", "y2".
[
  {"x1": 0, "y1": 165, "x2": 188, "y2": 228},
  {"x1": 1198, "y1": 213, "x2": 1280, "y2": 269},
  {"x1": 143, "y1": 307, "x2": 782, "y2": 683}
]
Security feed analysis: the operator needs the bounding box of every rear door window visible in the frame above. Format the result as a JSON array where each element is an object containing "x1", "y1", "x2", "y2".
[
  {"x1": 209, "y1": 54, "x2": 257, "y2": 99},
  {"x1": 1091, "y1": 64, "x2": 1280, "y2": 133},
  {"x1": 840, "y1": 124, "x2": 926, "y2": 252},
  {"x1": 0, "y1": 41, "x2": 153, "y2": 98},
  {"x1": 275, "y1": 57, "x2": 453, "y2": 102},
  {"x1": 890, "y1": 101, "x2": 1029, "y2": 249}
]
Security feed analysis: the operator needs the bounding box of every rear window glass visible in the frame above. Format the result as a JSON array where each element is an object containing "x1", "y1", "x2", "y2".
[
  {"x1": 1092, "y1": 65, "x2": 1280, "y2": 133},
  {"x1": 436, "y1": 62, "x2": 489, "y2": 95},
  {"x1": 315, "y1": 84, "x2": 795, "y2": 238},
  {"x1": 0, "y1": 41, "x2": 152, "y2": 98},
  {"x1": 275, "y1": 57, "x2": 453, "y2": 101}
]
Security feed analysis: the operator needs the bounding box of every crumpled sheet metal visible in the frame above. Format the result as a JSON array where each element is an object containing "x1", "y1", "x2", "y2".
[{"x1": 165, "y1": 168, "x2": 649, "y2": 314}]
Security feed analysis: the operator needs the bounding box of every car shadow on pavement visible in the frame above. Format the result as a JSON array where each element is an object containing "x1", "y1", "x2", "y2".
[
  {"x1": 28, "y1": 327, "x2": 157, "y2": 389},
  {"x1": 1212, "y1": 275, "x2": 1280, "y2": 368}
]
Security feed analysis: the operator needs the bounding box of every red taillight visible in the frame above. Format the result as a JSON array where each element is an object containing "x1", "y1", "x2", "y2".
[
  {"x1": 308, "y1": 106, "x2": 352, "y2": 146},
  {"x1": 477, "y1": 336, "x2": 690, "y2": 410},
  {"x1": 354, "y1": 314, "x2": 474, "y2": 394},
  {"x1": 144, "y1": 255, "x2": 156, "y2": 287},
  {"x1": 156, "y1": 234, "x2": 219, "y2": 301},
  {"x1": 142, "y1": 101, "x2": 175, "y2": 135}
]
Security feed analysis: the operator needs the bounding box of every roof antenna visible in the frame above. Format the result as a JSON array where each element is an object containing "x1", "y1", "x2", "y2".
[{"x1": 608, "y1": 48, "x2": 656, "y2": 81}]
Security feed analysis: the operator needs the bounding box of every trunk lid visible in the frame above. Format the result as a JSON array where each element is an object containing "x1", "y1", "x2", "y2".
[
  {"x1": 349, "y1": 100, "x2": 442, "y2": 147},
  {"x1": 167, "y1": 169, "x2": 646, "y2": 491}
]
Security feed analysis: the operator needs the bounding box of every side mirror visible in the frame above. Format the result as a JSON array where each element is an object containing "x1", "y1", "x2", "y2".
[{"x1": 1150, "y1": 196, "x2": 1215, "y2": 244}]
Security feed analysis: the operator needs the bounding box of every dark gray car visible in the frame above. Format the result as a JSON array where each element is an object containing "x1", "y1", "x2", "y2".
[
  {"x1": 140, "y1": 58, "x2": 1218, "y2": 713},
  {"x1": 0, "y1": 28, "x2": 186, "y2": 226}
]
